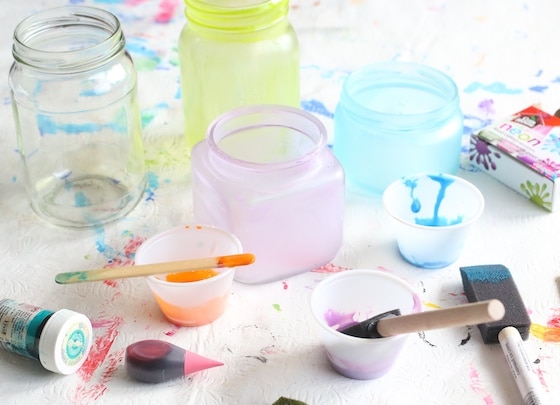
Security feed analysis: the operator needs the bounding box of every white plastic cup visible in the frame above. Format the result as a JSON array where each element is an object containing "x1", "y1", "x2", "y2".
[
  {"x1": 383, "y1": 173, "x2": 484, "y2": 269},
  {"x1": 135, "y1": 225, "x2": 242, "y2": 326},
  {"x1": 310, "y1": 269, "x2": 422, "y2": 380}
]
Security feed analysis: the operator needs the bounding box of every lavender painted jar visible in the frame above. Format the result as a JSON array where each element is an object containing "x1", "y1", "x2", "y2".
[
  {"x1": 334, "y1": 62, "x2": 463, "y2": 194},
  {"x1": 191, "y1": 105, "x2": 345, "y2": 284}
]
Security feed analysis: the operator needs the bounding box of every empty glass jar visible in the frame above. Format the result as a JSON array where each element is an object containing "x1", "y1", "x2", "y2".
[
  {"x1": 9, "y1": 6, "x2": 146, "y2": 227},
  {"x1": 191, "y1": 105, "x2": 345, "y2": 284}
]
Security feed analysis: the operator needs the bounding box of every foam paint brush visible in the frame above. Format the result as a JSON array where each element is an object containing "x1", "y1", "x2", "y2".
[
  {"x1": 341, "y1": 299, "x2": 505, "y2": 338},
  {"x1": 54, "y1": 253, "x2": 255, "y2": 284},
  {"x1": 460, "y1": 264, "x2": 546, "y2": 405}
]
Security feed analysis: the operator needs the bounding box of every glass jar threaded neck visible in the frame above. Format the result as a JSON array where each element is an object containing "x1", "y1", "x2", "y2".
[
  {"x1": 184, "y1": 0, "x2": 289, "y2": 32},
  {"x1": 12, "y1": 6, "x2": 124, "y2": 73}
]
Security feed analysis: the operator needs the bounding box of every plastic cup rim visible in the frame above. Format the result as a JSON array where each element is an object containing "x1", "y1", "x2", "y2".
[
  {"x1": 310, "y1": 269, "x2": 420, "y2": 343},
  {"x1": 135, "y1": 224, "x2": 242, "y2": 287}
]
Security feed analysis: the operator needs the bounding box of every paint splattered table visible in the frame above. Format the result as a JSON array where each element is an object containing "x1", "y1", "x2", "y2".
[{"x1": 1, "y1": 1, "x2": 559, "y2": 404}]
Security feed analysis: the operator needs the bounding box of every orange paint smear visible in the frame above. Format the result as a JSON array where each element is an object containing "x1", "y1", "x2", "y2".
[
  {"x1": 217, "y1": 253, "x2": 255, "y2": 267},
  {"x1": 154, "y1": 292, "x2": 228, "y2": 326},
  {"x1": 165, "y1": 269, "x2": 219, "y2": 282},
  {"x1": 531, "y1": 323, "x2": 560, "y2": 342}
]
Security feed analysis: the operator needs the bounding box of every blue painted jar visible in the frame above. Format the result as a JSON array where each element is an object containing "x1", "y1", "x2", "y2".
[{"x1": 333, "y1": 62, "x2": 463, "y2": 194}]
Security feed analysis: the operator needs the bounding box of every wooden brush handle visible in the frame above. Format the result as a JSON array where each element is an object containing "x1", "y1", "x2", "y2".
[
  {"x1": 376, "y1": 299, "x2": 505, "y2": 338},
  {"x1": 55, "y1": 253, "x2": 255, "y2": 284}
]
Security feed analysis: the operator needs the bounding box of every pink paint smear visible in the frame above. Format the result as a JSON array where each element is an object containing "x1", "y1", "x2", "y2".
[
  {"x1": 469, "y1": 364, "x2": 494, "y2": 405},
  {"x1": 74, "y1": 317, "x2": 124, "y2": 403},
  {"x1": 155, "y1": 0, "x2": 181, "y2": 24},
  {"x1": 312, "y1": 263, "x2": 350, "y2": 273}
]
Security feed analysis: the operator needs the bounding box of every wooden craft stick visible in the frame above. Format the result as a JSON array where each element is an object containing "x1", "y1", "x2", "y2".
[{"x1": 55, "y1": 253, "x2": 255, "y2": 284}]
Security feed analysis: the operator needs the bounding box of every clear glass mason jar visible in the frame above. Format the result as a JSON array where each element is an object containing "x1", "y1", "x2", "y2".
[
  {"x1": 191, "y1": 105, "x2": 345, "y2": 284},
  {"x1": 9, "y1": 6, "x2": 146, "y2": 227},
  {"x1": 179, "y1": 0, "x2": 300, "y2": 152},
  {"x1": 334, "y1": 62, "x2": 463, "y2": 194}
]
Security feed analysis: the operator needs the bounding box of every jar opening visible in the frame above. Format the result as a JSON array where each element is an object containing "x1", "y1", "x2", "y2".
[
  {"x1": 340, "y1": 62, "x2": 460, "y2": 130},
  {"x1": 207, "y1": 105, "x2": 326, "y2": 168},
  {"x1": 12, "y1": 6, "x2": 124, "y2": 72}
]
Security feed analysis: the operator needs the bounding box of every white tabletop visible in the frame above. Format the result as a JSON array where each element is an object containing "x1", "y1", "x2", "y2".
[{"x1": 1, "y1": 1, "x2": 559, "y2": 404}]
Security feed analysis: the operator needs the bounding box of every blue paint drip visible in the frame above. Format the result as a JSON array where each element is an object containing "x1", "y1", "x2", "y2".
[
  {"x1": 404, "y1": 178, "x2": 421, "y2": 212},
  {"x1": 405, "y1": 175, "x2": 464, "y2": 227}
]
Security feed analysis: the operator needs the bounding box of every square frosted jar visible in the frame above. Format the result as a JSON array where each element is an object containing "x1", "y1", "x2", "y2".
[
  {"x1": 191, "y1": 105, "x2": 345, "y2": 284},
  {"x1": 334, "y1": 62, "x2": 463, "y2": 194}
]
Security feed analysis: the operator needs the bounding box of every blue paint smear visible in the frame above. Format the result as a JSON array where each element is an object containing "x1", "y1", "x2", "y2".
[
  {"x1": 529, "y1": 85, "x2": 548, "y2": 93},
  {"x1": 463, "y1": 81, "x2": 523, "y2": 95},
  {"x1": 463, "y1": 114, "x2": 493, "y2": 136},
  {"x1": 301, "y1": 99, "x2": 334, "y2": 119},
  {"x1": 126, "y1": 37, "x2": 161, "y2": 60},
  {"x1": 38, "y1": 113, "x2": 127, "y2": 135},
  {"x1": 542, "y1": 133, "x2": 560, "y2": 154},
  {"x1": 144, "y1": 171, "x2": 159, "y2": 202},
  {"x1": 95, "y1": 227, "x2": 126, "y2": 260},
  {"x1": 74, "y1": 191, "x2": 92, "y2": 207}
]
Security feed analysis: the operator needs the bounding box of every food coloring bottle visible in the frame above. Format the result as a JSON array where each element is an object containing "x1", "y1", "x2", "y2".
[
  {"x1": 178, "y1": 0, "x2": 300, "y2": 152},
  {"x1": 0, "y1": 299, "x2": 93, "y2": 374}
]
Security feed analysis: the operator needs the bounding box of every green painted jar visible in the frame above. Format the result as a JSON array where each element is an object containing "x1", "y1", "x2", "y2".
[{"x1": 179, "y1": 0, "x2": 300, "y2": 152}]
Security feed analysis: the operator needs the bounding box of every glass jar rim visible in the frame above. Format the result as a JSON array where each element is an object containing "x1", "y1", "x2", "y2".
[
  {"x1": 339, "y1": 61, "x2": 460, "y2": 128},
  {"x1": 12, "y1": 6, "x2": 124, "y2": 72},
  {"x1": 185, "y1": 0, "x2": 289, "y2": 32},
  {"x1": 207, "y1": 104, "x2": 327, "y2": 170}
]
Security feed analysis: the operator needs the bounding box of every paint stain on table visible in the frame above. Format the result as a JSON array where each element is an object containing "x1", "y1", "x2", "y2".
[
  {"x1": 531, "y1": 309, "x2": 560, "y2": 342},
  {"x1": 74, "y1": 317, "x2": 124, "y2": 403}
]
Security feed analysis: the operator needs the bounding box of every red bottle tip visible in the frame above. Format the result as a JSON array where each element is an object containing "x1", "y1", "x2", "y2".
[{"x1": 184, "y1": 350, "x2": 223, "y2": 375}]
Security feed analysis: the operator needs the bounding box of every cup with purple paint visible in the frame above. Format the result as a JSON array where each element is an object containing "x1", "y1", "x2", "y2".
[
  {"x1": 310, "y1": 269, "x2": 422, "y2": 380},
  {"x1": 382, "y1": 173, "x2": 484, "y2": 269}
]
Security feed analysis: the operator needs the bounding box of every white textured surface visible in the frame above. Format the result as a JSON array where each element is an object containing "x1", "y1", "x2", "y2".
[{"x1": 1, "y1": 1, "x2": 560, "y2": 404}]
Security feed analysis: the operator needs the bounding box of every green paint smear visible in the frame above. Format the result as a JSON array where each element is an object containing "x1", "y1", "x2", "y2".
[
  {"x1": 135, "y1": 57, "x2": 161, "y2": 72},
  {"x1": 141, "y1": 110, "x2": 157, "y2": 128},
  {"x1": 272, "y1": 303, "x2": 281, "y2": 312},
  {"x1": 55, "y1": 272, "x2": 87, "y2": 284}
]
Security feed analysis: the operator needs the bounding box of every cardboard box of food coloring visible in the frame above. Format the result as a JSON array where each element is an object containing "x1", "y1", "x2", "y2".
[{"x1": 469, "y1": 105, "x2": 560, "y2": 212}]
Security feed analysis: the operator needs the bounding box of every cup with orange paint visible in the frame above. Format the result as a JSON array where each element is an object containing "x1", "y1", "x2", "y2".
[{"x1": 135, "y1": 224, "x2": 245, "y2": 326}]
